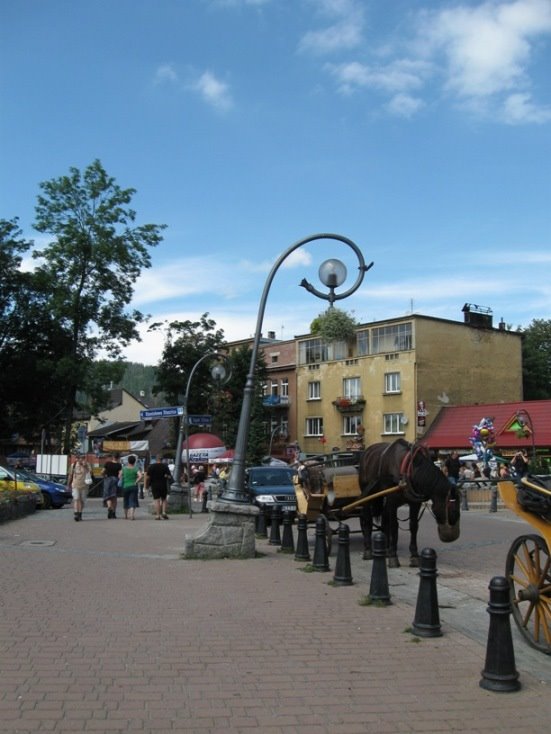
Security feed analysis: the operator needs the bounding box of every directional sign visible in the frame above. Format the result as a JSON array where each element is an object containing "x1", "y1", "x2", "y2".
[
  {"x1": 140, "y1": 406, "x2": 184, "y2": 420},
  {"x1": 188, "y1": 414, "x2": 213, "y2": 426}
]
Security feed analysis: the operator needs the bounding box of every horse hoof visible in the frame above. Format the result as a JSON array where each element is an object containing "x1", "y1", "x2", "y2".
[
  {"x1": 388, "y1": 557, "x2": 400, "y2": 568},
  {"x1": 363, "y1": 550, "x2": 373, "y2": 561},
  {"x1": 409, "y1": 556, "x2": 420, "y2": 568}
]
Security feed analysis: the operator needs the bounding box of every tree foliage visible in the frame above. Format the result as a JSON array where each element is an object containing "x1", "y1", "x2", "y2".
[
  {"x1": 6, "y1": 160, "x2": 166, "y2": 452},
  {"x1": 522, "y1": 319, "x2": 551, "y2": 399},
  {"x1": 154, "y1": 315, "x2": 269, "y2": 464},
  {"x1": 310, "y1": 307, "x2": 357, "y2": 342}
]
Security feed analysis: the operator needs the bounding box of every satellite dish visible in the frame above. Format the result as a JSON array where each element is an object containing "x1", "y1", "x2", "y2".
[{"x1": 400, "y1": 416, "x2": 409, "y2": 426}]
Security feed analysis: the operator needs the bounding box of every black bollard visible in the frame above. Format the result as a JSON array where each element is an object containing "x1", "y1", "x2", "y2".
[
  {"x1": 280, "y1": 510, "x2": 295, "y2": 553},
  {"x1": 312, "y1": 516, "x2": 330, "y2": 571},
  {"x1": 489, "y1": 484, "x2": 498, "y2": 513},
  {"x1": 294, "y1": 514, "x2": 311, "y2": 561},
  {"x1": 369, "y1": 531, "x2": 391, "y2": 604},
  {"x1": 412, "y1": 547, "x2": 442, "y2": 637},
  {"x1": 333, "y1": 523, "x2": 353, "y2": 586},
  {"x1": 201, "y1": 486, "x2": 209, "y2": 513},
  {"x1": 256, "y1": 506, "x2": 268, "y2": 538},
  {"x1": 268, "y1": 505, "x2": 282, "y2": 545},
  {"x1": 479, "y1": 576, "x2": 521, "y2": 692}
]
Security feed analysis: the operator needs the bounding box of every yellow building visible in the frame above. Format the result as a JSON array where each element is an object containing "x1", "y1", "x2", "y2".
[{"x1": 295, "y1": 308, "x2": 522, "y2": 456}]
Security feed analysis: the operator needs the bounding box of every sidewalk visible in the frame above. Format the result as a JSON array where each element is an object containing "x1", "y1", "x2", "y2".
[{"x1": 0, "y1": 498, "x2": 549, "y2": 733}]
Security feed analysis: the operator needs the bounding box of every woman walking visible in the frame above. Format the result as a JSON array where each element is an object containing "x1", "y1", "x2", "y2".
[
  {"x1": 70, "y1": 454, "x2": 92, "y2": 522},
  {"x1": 119, "y1": 455, "x2": 142, "y2": 520}
]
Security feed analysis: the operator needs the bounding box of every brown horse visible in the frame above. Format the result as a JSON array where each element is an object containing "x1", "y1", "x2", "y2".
[{"x1": 358, "y1": 439, "x2": 460, "y2": 567}]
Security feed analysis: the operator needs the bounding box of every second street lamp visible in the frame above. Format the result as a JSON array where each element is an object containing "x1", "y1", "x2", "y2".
[{"x1": 171, "y1": 352, "x2": 230, "y2": 517}]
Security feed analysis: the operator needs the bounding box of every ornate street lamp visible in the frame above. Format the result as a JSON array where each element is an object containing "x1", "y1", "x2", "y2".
[
  {"x1": 220, "y1": 233, "x2": 372, "y2": 504},
  {"x1": 171, "y1": 352, "x2": 231, "y2": 517}
]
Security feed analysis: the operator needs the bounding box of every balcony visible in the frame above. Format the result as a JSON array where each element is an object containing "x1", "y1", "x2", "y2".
[
  {"x1": 262, "y1": 395, "x2": 291, "y2": 408},
  {"x1": 332, "y1": 396, "x2": 366, "y2": 413}
]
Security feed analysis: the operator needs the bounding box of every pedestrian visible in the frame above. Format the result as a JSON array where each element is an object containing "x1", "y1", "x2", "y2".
[
  {"x1": 119, "y1": 455, "x2": 142, "y2": 520},
  {"x1": 193, "y1": 464, "x2": 206, "y2": 501},
  {"x1": 511, "y1": 449, "x2": 529, "y2": 479},
  {"x1": 145, "y1": 455, "x2": 173, "y2": 520},
  {"x1": 102, "y1": 453, "x2": 122, "y2": 519},
  {"x1": 445, "y1": 451, "x2": 461, "y2": 486},
  {"x1": 69, "y1": 454, "x2": 92, "y2": 522}
]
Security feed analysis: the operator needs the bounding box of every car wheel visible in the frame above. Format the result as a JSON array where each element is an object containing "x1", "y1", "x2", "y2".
[{"x1": 41, "y1": 492, "x2": 53, "y2": 510}]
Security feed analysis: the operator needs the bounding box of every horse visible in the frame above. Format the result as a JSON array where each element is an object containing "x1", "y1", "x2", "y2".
[{"x1": 358, "y1": 439, "x2": 461, "y2": 567}]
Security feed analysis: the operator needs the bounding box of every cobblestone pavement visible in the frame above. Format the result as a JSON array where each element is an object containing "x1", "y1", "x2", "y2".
[{"x1": 1, "y1": 499, "x2": 549, "y2": 733}]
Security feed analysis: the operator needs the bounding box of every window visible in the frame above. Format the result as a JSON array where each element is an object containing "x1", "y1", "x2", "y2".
[
  {"x1": 270, "y1": 380, "x2": 278, "y2": 397},
  {"x1": 384, "y1": 372, "x2": 401, "y2": 394},
  {"x1": 305, "y1": 417, "x2": 324, "y2": 436},
  {"x1": 299, "y1": 338, "x2": 328, "y2": 364},
  {"x1": 372, "y1": 322, "x2": 412, "y2": 354},
  {"x1": 281, "y1": 378, "x2": 289, "y2": 397},
  {"x1": 343, "y1": 377, "x2": 361, "y2": 399},
  {"x1": 383, "y1": 412, "x2": 404, "y2": 434},
  {"x1": 271, "y1": 354, "x2": 278, "y2": 363},
  {"x1": 357, "y1": 329, "x2": 369, "y2": 356},
  {"x1": 343, "y1": 415, "x2": 362, "y2": 435},
  {"x1": 308, "y1": 381, "x2": 321, "y2": 400}
]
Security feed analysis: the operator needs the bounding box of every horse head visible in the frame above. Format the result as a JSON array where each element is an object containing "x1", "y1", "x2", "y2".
[{"x1": 407, "y1": 444, "x2": 460, "y2": 543}]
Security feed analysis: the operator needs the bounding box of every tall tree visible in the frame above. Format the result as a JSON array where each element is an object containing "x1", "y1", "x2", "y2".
[
  {"x1": 32, "y1": 160, "x2": 165, "y2": 451},
  {"x1": 522, "y1": 319, "x2": 551, "y2": 400}
]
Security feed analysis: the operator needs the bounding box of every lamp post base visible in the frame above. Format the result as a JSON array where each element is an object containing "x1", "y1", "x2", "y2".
[
  {"x1": 182, "y1": 500, "x2": 259, "y2": 559},
  {"x1": 167, "y1": 482, "x2": 192, "y2": 514}
]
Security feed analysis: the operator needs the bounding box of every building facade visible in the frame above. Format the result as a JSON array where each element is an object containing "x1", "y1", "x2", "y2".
[{"x1": 295, "y1": 312, "x2": 522, "y2": 456}]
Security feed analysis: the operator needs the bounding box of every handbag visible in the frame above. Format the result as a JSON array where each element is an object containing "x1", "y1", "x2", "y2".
[{"x1": 85, "y1": 472, "x2": 93, "y2": 486}]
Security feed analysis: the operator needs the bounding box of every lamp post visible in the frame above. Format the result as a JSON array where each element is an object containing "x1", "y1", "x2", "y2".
[
  {"x1": 220, "y1": 233, "x2": 372, "y2": 504},
  {"x1": 515, "y1": 408, "x2": 537, "y2": 468},
  {"x1": 171, "y1": 352, "x2": 230, "y2": 517}
]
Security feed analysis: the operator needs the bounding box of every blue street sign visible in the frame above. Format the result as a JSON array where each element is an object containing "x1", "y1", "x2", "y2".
[
  {"x1": 140, "y1": 406, "x2": 184, "y2": 420},
  {"x1": 188, "y1": 415, "x2": 213, "y2": 426}
]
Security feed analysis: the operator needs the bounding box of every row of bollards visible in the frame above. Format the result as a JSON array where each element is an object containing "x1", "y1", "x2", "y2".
[{"x1": 259, "y1": 507, "x2": 521, "y2": 693}]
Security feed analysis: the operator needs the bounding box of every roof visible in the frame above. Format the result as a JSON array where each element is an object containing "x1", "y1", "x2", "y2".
[
  {"x1": 424, "y1": 400, "x2": 551, "y2": 452},
  {"x1": 87, "y1": 421, "x2": 151, "y2": 439}
]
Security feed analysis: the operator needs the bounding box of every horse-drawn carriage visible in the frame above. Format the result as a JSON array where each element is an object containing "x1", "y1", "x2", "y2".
[
  {"x1": 497, "y1": 475, "x2": 551, "y2": 654},
  {"x1": 295, "y1": 439, "x2": 461, "y2": 564}
]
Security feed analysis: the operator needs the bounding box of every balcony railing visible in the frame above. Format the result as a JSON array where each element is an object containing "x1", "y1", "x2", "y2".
[
  {"x1": 332, "y1": 396, "x2": 366, "y2": 412},
  {"x1": 262, "y1": 395, "x2": 291, "y2": 408}
]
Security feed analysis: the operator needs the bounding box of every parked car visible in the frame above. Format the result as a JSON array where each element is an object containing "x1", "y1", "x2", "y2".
[
  {"x1": 245, "y1": 465, "x2": 297, "y2": 519},
  {"x1": 14, "y1": 468, "x2": 72, "y2": 509},
  {"x1": 0, "y1": 465, "x2": 43, "y2": 506}
]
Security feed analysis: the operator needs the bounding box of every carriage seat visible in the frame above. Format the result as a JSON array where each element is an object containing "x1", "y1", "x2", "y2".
[{"x1": 517, "y1": 475, "x2": 551, "y2": 521}]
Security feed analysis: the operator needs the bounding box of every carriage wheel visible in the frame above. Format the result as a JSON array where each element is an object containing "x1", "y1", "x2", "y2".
[{"x1": 505, "y1": 533, "x2": 551, "y2": 655}]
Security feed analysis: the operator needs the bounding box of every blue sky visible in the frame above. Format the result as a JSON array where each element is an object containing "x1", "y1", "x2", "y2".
[{"x1": 1, "y1": 0, "x2": 550, "y2": 365}]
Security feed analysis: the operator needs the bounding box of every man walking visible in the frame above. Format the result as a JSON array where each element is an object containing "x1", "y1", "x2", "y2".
[
  {"x1": 145, "y1": 456, "x2": 173, "y2": 520},
  {"x1": 102, "y1": 453, "x2": 122, "y2": 519}
]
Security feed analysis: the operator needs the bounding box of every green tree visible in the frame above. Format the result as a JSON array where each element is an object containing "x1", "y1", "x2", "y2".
[
  {"x1": 32, "y1": 160, "x2": 165, "y2": 451},
  {"x1": 0, "y1": 219, "x2": 68, "y2": 443},
  {"x1": 215, "y1": 344, "x2": 268, "y2": 466},
  {"x1": 154, "y1": 315, "x2": 269, "y2": 465},
  {"x1": 522, "y1": 319, "x2": 551, "y2": 399}
]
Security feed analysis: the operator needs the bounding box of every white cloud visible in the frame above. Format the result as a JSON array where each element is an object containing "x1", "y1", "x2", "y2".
[
  {"x1": 154, "y1": 64, "x2": 179, "y2": 85},
  {"x1": 317, "y1": 0, "x2": 551, "y2": 123},
  {"x1": 326, "y1": 58, "x2": 431, "y2": 95},
  {"x1": 192, "y1": 71, "x2": 233, "y2": 111},
  {"x1": 299, "y1": 0, "x2": 364, "y2": 54},
  {"x1": 386, "y1": 93, "x2": 425, "y2": 118},
  {"x1": 501, "y1": 91, "x2": 551, "y2": 122}
]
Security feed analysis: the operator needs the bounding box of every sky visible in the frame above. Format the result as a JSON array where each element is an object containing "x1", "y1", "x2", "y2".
[{"x1": 1, "y1": 0, "x2": 550, "y2": 366}]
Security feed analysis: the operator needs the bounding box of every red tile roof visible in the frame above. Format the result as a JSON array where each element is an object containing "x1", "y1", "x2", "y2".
[{"x1": 423, "y1": 400, "x2": 551, "y2": 453}]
